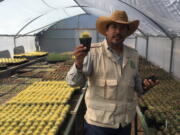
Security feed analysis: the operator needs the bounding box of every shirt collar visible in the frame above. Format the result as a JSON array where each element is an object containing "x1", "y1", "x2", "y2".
[
  {"x1": 102, "y1": 39, "x2": 123, "y2": 64},
  {"x1": 103, "y1": 39, "x2": 123, "y2": 57},
  {"x1": 102, "y1": 39, "x2": 131, "y2": 68}
]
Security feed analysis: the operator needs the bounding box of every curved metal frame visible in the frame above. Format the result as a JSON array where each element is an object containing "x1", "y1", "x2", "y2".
[
  {"x1": 14, "y1": 0, "x2": 60, "y2": 38},
  {"x1": 41, "y1": 0, "x2": 57, "y2": 9},
  {"x1": 74, "y1": 0, "x2": 87, "y2": 13},
  {"x1": 137, "y1": 28, "x2": 146, "y2": 37},
  {"x1": 15, "y1": 14, "x2": 46, "y2": 39},
  {"x1": 14, "y1": 14, "x2": 47, "y2": 49},
  {"x1": 14, "y1": 2, "x2": 86, "y2": 38},
  {"x1": 22, "y1": 20, "x2": 60, "y2": 35}
]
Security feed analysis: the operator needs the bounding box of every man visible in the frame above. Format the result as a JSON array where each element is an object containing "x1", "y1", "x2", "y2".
[{"x1": 66, "y1": 10, "x2": 159, "y2": 135}]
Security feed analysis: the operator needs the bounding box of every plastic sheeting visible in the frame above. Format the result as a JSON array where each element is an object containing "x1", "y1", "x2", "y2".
[
  {"x1": 147, "y1": 37, "x2": 171, "y2": 72},
  {"x1": 76, "y1": 0, "x2": 180, "y2": 37},
  {"x1": 0, "y1": 0, "x2": 84, "y2": 35},
  {"x1": 0, "y1": 36, "x2": 36, "y2": 57},
  {"x1": 0, "y1": 0, "x2": 180, "y2": 37},
  {"x1": 136, "y1": 37, "x2": 147, "y2": 58},
  {"x1": 40, "y1": 14, "x2": 100, "y2": 53},
  {"x1": 173, "y1": 38, "x2": 180, "y2": 79},
  {"x1": 123, "y1": 0, "x2": 180, "y2": 37}
]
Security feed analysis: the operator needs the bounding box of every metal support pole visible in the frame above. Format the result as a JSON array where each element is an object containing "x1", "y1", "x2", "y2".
[
  {"x1": 13, "y1": 37, "x2": 16, "y2": 48},
  {"x1": 136, "y1": 106, "x2": 149, "y2": 135},
  {"x1": 169, "y1": 38, "x2": 174, "y2": 74},
  {"x1": 13, "y1": 37, "x2": 16, "y2": 56},
  {"x1": 135, "y1": 36, "x2": 138, "y2": 50},
  {"x1": 135, "y1": 113, "x2": 138, "y2": 135},
  {"x1": 145, "y1": 36, "x2": 149, "y2": 60}
]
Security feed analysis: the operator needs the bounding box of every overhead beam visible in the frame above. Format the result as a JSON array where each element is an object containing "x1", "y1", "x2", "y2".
[
  {"x1": 137, "y1": 28, "x2": 146, "y2": 37},
  {"x1": 18, "y1": 12, "x2": 85, "y2": 36},
  {"x1": 13, "y1": 14, "x2": 46, "y2": 49},
  {"x1": 41, "y1": 0, "x2": 57, "y2": 9},
  {"x1": 14, "y1": 14, "x2": 46, "y2": 39},
  {"x1": 20, "y1": 20, "x2": 60, "y2": 36},
  {"x1": 74, "y1": 0, "x2": 87, "y2": 13}
]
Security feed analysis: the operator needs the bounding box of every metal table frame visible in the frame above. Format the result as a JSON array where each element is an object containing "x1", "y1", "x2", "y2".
[{"x1": 0, "y1": 57, "x2": 46, "y2": 78}]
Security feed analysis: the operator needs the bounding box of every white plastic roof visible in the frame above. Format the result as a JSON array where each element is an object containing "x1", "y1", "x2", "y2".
[
  {"x1": 0, "y1": 0, "x2": 180, "y2": 37},
  {"x1": 0, "y1": 0, "x2": 85, "y2": 35},
  {"x1": 76, "y1": 0, "x2": 180, "y2": 37}
]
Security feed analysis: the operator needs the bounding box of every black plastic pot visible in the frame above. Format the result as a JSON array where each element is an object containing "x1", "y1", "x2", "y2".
[{"x1": 79, "y1": 37, "x2": 92, "y2": 52}]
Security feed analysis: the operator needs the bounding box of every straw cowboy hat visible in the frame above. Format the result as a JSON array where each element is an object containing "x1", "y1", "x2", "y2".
[{"x1": 96, "y1": 10, "x2": 139, "y2": 36}]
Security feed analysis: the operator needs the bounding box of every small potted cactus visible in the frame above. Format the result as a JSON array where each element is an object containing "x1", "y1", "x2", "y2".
[{"x1": 79, "y1": 31, "x2": 92, "y2": 52}]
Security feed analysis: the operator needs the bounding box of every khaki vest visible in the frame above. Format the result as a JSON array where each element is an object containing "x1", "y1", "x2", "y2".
[{"x1": 84, "y1": 40, "x2": 139, "y2": 129}]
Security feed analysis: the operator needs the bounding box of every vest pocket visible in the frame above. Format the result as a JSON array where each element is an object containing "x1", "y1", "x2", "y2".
[
  {"x1": 87, "y1": 103, "x2": 116, "y2": 125},
  {"x1": 94, "y1": 79, "x2": 105, "y2": 98},
  {"x1": 106, "y1": 79, "x2": 118, "y2": 100},
  {"x1": 94, "y1": 79, "x2": 118, "y2": 100}
]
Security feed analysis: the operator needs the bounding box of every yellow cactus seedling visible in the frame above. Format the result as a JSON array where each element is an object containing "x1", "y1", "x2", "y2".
[{"x1": 80, "y1": 31, "x2": 91, "y2": 38}]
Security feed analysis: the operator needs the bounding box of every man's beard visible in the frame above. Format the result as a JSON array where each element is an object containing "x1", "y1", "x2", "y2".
[{"x1": 111, "y1": 35, "x2": 125, "y2": 46}]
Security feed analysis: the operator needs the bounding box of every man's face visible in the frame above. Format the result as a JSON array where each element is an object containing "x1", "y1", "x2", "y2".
[{"x1": 105, "y1": 22, "x2": 128, "y2": 46}]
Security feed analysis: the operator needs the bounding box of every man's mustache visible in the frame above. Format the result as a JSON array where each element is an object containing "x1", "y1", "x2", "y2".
[{"x1": 113, "y1": 35, "x2": 124, "y2": 38}]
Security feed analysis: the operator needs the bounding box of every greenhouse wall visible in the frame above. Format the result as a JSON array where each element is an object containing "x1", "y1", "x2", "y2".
[
  {"x1": 147, "y1": 37, "x2": 171, "y2": 72},
  {"x1": 136, "y1": 36, "x2": 180, "y2": 79},
  {"x1": 172, "y1": 38, "x2": 180, "y2": 79},
  {"x1": 136, "y1": 36, "x2": 172, "y2": 72},
  {"x1": 39, "y1": 14, "x2": 98, "y2": 53},
  {"x1": 16, "y1": 36, "x2": 37, "y2": 53},
  {"x1": 124, "y1": 37, "x2": 135, "y2": 49},
  {"x1": 0, "y1": 36, "x2": 14, "y2": 58},
  {"x1": 0, "y1": 36, "x2": 37, "y2": 58},
  {"x1": 136, "y1": 37, "x2": 147, "y2": 58},
  {"x1": 39, "y1": 14, "x2": 135, "y2": 53}
]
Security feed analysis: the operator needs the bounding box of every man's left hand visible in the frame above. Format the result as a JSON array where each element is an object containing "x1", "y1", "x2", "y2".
[{"x1": 142, "y1": 78, "x2": 159, "y2": 90}]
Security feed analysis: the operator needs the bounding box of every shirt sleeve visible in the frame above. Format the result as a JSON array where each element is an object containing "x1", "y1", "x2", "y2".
[
  {"x1": 133, "y1": 52, "x2": 146, "y2": 96},
  {"x1": 66, "y1": 53, "x2": 93, "y2": 88},
  {"x1": 134, "y1": 74, "x2": 144, "y2": 96}
]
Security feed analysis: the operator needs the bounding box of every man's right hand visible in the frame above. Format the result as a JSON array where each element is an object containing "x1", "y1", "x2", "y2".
[{"x1": 74, "y1": 45, "x2": 88, "y2": 69}]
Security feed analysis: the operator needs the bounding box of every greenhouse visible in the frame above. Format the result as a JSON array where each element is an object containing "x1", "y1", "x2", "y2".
[{"x1": 0, "y1": 0, "x2": 179, "y2": 135}]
